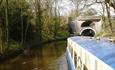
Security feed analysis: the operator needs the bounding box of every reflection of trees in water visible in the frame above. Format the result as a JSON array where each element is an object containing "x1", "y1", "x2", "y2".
[{"x1": 0, "y1": 41, "x2": 67, "y2": 70}]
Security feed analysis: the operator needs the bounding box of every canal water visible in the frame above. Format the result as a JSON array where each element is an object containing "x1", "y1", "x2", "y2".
[{"x1": 0, "y1": 41, "x2": 68, "y2": 70}]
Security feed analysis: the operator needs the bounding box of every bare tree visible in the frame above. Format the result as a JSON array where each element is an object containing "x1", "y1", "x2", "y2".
[{"x1": 71, "y1": 0, "x2": 96, "y2": 16}]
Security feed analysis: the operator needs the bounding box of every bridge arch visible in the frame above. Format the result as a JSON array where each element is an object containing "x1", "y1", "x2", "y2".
[{"x1": 80, "y1": 27, "x2": 96, "y2": 37}]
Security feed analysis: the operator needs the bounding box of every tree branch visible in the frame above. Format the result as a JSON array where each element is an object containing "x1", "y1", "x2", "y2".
[{"x1": 105, "y1": 0, "x2": 115, "y2": 10}]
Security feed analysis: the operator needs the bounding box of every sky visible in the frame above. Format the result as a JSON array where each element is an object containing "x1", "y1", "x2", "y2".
[
  {"x1": 56, "y1": 0, "x2": 75, "y2": 16},
  {"x1": 57, "y1": 0, "x2": 115, "y2": 16},
  {"x1": 89, "y1": 3, "x2": 115, "y2": 16}
]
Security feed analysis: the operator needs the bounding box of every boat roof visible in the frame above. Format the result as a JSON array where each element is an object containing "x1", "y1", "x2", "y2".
[{"x1": 68, "y1": 36, "x2": 115, "y2": 69}]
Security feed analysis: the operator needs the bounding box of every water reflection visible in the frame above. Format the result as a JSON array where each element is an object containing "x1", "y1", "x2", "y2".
[{"x1": 0, "y1": 41, "x2": 68, "y2": 70}]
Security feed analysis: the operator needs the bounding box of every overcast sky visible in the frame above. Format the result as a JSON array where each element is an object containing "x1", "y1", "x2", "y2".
[
  {"x1": 56, "y1": 0, "x2": 75, "y2": 16},
  {"x1": 56, "y1": 0, "x2": 115, "y2": 16}
]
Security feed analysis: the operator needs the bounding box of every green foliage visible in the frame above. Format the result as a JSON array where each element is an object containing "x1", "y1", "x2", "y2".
[
  {"x1": 42, "y1": 14, "x2": 69, "y2": 41},
  {"x1": 0, "y1": 0, "x2": 34, "y2": 53},
  {"x1": 9, "y1": 41, "x2": 20, "y2": 50},
  {"x1": 0, "y1": 0, "x2": 69, "y2": 53},
  {"x1": 0, "y1": 0, "x2": 33, "y2": 41}
]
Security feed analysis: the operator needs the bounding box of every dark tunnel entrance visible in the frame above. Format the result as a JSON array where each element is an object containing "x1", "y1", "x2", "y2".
[
  {"x1": 80, "y1": 29, "x2": 95, "y2": 37},
  {"x1": 81, "y1": 20, "x2": 94, "y2": 27}
]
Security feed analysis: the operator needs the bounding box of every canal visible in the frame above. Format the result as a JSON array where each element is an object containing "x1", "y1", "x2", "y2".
[{"x1": 0, "y1": 41, "x2": 68, "y2": 70}]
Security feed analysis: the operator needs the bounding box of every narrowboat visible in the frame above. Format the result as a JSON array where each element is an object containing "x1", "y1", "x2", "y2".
[{"x1": 66, "y1": 36, "x2": 115, "y2": 70}]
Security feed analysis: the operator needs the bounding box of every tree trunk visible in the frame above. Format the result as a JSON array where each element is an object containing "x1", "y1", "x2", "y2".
[
  {"x1": 54, "y1": 0, "x2": 57, "y2": 39},
  {"x1": 101, "y1": 3, "x2": 106, "y2": 30},
  {"x1": 18, "y1": 0, "x2": 24, "y2": 46},
  {"x1": 21, "y1": 7, "x2": 24, "y2": 46},
  {"x1": 5, "y1": 0, "x2": 9, "y2": 51},
  {"x1": 0, "y1": 24, "x2": 3, "y2": 54},
  {"x1": 105, "y1": 2, "x2": 113, "y2": 32},
  {"x1": 24, "y1": 17, "x2": 29, "y2": 42},
  {"x1": 36, "y1": 0, "x2": 42, "y2": 42}
]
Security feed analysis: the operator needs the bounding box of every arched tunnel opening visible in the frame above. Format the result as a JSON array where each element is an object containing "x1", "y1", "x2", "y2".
[
  {"x1": 80, "y1": 28, "x2": 95, "y2": 37},
  {"x1": 81, "y1": 20, "x2": 94, "y2": 27}
]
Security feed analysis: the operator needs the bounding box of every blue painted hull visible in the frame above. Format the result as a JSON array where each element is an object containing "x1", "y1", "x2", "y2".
[{"x1": 66, "y1": 47, "x2": 75, "y2": 70}]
